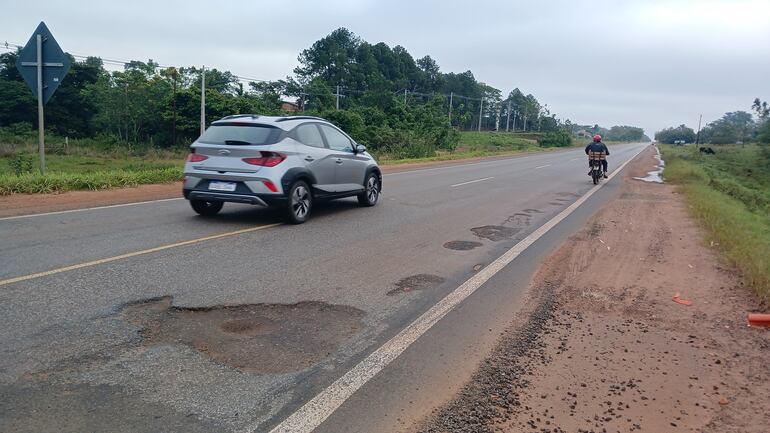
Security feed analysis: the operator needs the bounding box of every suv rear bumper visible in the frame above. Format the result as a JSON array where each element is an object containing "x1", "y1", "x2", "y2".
[{"x1": 184, "y1": 189, "x2": 287, "y2": 207}]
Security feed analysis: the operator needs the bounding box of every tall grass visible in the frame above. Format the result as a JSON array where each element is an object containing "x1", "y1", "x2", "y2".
[
  {"x1": 0, "y1": 167, "x2": 182, "y2": 195},
  {"x1": 662, "y1": 144, "x2": 770, "y2": 300}
]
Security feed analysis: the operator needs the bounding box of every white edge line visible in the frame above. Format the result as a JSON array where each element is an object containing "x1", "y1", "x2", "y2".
[
  {"x1": 450, "y1": 177, "x2": 494, "y2": 187},
  {"x1": 258, "y1": 144, "x2": 648, "y2": 433},
  {"x1": 0, "y1": 197, "x2": 184, "y2": 221},
  {"x1": 534, "y1": 164, "x2": 551, "y2": 169}
]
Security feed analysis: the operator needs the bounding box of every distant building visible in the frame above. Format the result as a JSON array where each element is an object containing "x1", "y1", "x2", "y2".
[{"x1": 281, "y1": 101, "x2": 300, "y2": 112}]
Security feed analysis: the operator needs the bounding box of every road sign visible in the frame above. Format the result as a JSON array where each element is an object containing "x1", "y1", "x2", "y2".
[
  {"x1": 16, "y1": 21, "x2": 71, "y2": 105},
  {"x1": 14, "y1": 21, "x2": 70, "y2": 175}
]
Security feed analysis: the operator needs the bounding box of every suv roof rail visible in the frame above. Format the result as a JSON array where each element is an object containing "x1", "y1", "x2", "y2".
[
  {"x1": 221, "y1": 114, "x2": 260, "y2": 120},
  {"x1": 275, "y1": 116, "x2": 325, "y2": 122}
]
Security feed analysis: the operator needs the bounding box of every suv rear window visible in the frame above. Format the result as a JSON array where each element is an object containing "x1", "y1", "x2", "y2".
[{"x1": 198, "y1": 122, "x2": 282, "y2": 146}]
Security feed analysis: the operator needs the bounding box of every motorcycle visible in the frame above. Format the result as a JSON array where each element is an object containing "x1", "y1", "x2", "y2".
[{"x1": 588, "y1": 151, "x2": 606, "y2": 185}]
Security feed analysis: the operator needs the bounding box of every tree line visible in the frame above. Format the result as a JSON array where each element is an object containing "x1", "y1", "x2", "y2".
[
  {"x1": 0, "y1": 27, "x2": 647, "y2": 158},
  {"x1": 655, "y1": 99, "x2": 770, "y2": 145}
]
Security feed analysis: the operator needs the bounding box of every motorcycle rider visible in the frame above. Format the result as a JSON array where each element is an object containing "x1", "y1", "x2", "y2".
[{"x1": 585, "y1": 134, "x2": 609, "y2": 178}]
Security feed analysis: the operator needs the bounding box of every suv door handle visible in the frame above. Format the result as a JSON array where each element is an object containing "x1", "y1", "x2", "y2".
[
  {"x1": 304, "y1": 156, "x2": 315, "y2": 161},
  {"x1": 335, "y1": 158, "x2": 343, "y2": 164}
]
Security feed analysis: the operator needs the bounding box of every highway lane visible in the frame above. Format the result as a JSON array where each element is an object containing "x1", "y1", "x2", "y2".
[
  {"x1": 1, "y1": 145, "x2": 636, "y2": 279},
  {"x1": 0, "y1": 143, "x2": 647, "y2": 433}
]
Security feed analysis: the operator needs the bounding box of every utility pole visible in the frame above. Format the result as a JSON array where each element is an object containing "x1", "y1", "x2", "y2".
[
  {"x1": 35, "y1": 34, "x2": 44, "y2": 175},
  {"x1": 448, "y1": 92, "x2": 453, "y2": 126},
  {"x1": 200, "y1": 65, "x2": 206, "y2": 135},
  {"x1": 505, "y1": 100, "x2": 512, "y2": 132},
  {"x1": 512, "y1": 110, "x2": 517, "y2": 132},
  {"x1": 404, "y1": 89, "x2": 408, "y2": 106},
  {"x1": 172, "y1": 68, "x2": 177, "y2": 146},
  {"x1": 695, "y1": 114, "x2": 703, "y2": 145},
  {"x1": 523, "y1": 114, "x2": 527, "y2": 132},
  {"x1": 478, "y1": 97, "x2": 484, "y2": 132},
  {"x1": 335, "y1": 85, "x2": 340, "y2": 110}
]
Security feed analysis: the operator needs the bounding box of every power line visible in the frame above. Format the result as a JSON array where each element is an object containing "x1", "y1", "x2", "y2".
[{"x1": 2, "y1": 38, "x2": 274, "y2": 84}]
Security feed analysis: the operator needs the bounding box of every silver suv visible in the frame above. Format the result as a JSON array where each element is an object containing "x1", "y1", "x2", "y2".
[{"x1": 182, "y1": 115, "x2": 381, "y2": 223}]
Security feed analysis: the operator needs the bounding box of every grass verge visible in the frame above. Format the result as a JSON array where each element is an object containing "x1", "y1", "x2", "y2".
[
  {"x1": 662, "y1": 144, "x2": 770, "y2": 300},
  {"x1": 0, "y1": 167, "x2": 183, "y2": 195},
  {"x1": 0, "y1": 131, "x2": 631, "y2": 195}
]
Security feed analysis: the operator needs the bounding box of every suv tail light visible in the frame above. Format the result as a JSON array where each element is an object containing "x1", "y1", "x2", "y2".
[
  {"x1": 242, "y1": 151, "x2": 286, "y2": 167},
  {"x1": 187, "y1": 153, "x2": 208, "y2": 162}
]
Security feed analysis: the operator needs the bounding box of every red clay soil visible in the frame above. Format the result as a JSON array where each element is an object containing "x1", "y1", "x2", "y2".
[
  {"x1": 0, "y1": 182, "x2": 183, "y2": 218},
  {"x1": 416, "y1": 147, "x2": 770, "y2": 433}
]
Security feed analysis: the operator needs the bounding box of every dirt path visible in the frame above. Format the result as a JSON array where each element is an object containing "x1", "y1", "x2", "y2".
[{"x1": 416, "y1": 148, "x2": 770, "y2": 433}]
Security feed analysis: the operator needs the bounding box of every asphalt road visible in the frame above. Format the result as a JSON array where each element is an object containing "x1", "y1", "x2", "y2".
[{"x1": 0, "y1": 142, "x2": 648, "y2": 433}]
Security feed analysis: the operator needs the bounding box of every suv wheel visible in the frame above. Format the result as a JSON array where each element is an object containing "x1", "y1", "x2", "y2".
[
  {"x1": 190, "y1": 199, "x2": 223, "y2": 216},
  {"x1": 287, "y1": 180, "x2": 312, "y2": 224},
  {"x1": 358, "y1": 172, "x2": 380, "y2": 207}
]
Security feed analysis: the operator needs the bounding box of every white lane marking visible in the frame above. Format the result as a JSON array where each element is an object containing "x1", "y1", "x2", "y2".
[
  {"x1": 569, "y1": 157, "x2": 581, "y2": 161},
  {"x1": 0, "y1": 197, "x2": 184, "y2": 221},
  {"x1": 534, "y1": 164, "x2": 551, "y2": 169},
  {"x1": 258, "y1": 144, "x2": 648, "y2": 433},
  {"x1": 450, "y1": 177, "x2": 494, "y2": 187},
  {"x1": 0, "y1": 223, "x2": 282, "y2": 287}
]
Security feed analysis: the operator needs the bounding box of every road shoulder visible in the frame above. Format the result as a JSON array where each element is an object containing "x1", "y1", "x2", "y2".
[{"x1": 414, "y1": 147, "x2": 770, "y2": 433}]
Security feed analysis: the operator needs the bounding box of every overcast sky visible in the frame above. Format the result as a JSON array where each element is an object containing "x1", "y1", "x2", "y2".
[{"x1": 3, "y1": 0, "x2": 769, "y2": 136}]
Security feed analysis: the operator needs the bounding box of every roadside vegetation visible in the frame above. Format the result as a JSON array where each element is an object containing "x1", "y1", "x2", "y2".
[
  {"x1": 1, "y1": 27, "x2": 646, "y2": 194},
  {"x1": 662, "y1": 143, "x2": 770, "y2": 300},
  {"x1": 0, "y1": 129, "x2": 562, "y2": 194}
]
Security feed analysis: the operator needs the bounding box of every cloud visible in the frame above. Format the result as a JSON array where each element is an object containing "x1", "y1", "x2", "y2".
[{"x1": 2, "y1": 0, "x2": 768, "y2": 135}]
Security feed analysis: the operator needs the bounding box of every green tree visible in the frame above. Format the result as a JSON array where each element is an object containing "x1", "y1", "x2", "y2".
[
  {"x1": 700, "y1": 111, "x2": 754, "y2": 144},
  {"x1": 0, "y1": 52, "x2": 35, "y2": 127},
  {"x1": 655, "y1": 124, "x2": 696, "y2": 144}
]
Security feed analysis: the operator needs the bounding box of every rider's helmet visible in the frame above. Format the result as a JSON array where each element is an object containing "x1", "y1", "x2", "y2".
[{"x1": 593, "y1": 134, "x2": 602, "y2": 142}]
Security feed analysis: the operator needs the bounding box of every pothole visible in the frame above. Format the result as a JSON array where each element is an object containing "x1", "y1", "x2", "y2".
[
  {"x1": 504, "y1": 213, "x2": 531, "y2": 226},
  {"x1": 120, "y1": 297, "x2": 365, "y2": 374},
  {"x1": 387, "y1": 274, "x2": 445, "y2": 296},
  {"x1": 220, "y1": 318, "x2": 273, "y2": 336},
  {"x1": 444, "y1": 240, "x2": 483, "y2": 251},
  {"x1": 471, "y1": 225, "x2": 521, "y2": 241}
]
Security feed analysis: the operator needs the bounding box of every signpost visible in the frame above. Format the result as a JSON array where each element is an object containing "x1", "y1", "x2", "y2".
[{"x1": 15, "y1": 22, "x2": 71, "y2": 175}]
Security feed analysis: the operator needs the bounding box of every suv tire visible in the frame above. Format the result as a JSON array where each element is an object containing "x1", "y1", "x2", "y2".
[
  {"x1": 190, "y1": 199, "x2": 223, "y2": 216},
  {"x1": 287, "y1": 180, "x2": 312, "y2": 224},
  {"x1": 358, "y1": 172, "x2": 380, "y2": 207}
]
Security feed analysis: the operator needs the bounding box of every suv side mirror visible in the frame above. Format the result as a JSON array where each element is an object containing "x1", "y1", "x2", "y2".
[{"x1": 355, "y1": 144, "x2": 367, "y2": 154}]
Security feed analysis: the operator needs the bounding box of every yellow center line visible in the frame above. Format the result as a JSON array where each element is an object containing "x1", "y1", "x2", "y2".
[{"x1": 0, "y1": 223, "x2": 283, "y2": 287}]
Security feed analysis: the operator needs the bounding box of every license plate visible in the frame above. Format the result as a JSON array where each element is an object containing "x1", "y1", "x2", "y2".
[{"x1": 208, "y1": 181, "x2": 236, "y2": 192}]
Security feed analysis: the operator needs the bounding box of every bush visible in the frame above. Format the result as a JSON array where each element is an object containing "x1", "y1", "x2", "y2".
[
  {"x1": 538, "y1": 130, "x2": 572, "y2": 148},
  {"x1": 374, "y1": 128, "x2": 436, "y2": 159},
  {"x1": 8, "y1": 153, "x2": 35, "y2": 175}
]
